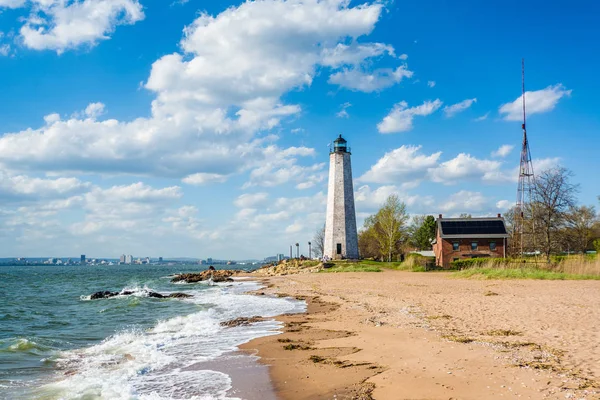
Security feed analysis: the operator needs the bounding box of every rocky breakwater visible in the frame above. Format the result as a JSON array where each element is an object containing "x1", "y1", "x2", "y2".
[
  {"x1": 252, "y1": 259, "x2": 323, "y2": 276},
  {"x1": 171, "y1": 269, "x2": 242, "y2": 283}
]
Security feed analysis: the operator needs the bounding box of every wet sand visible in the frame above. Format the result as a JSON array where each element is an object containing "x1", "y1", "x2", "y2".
[{"x1": 240, "y1": 270, "x2": 600, "y2": 399}]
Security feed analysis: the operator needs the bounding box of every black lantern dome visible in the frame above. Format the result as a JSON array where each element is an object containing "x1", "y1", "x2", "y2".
[{"x1": 332, "y1": 134, "x2": 349, "y2": 153}]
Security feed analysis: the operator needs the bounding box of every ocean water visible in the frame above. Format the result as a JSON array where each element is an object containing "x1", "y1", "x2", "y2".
[{"x1": 0, "y1": 264, "x2": 304, "y2": 399}]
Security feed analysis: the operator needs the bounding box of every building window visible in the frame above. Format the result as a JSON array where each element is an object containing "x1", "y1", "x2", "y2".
[
  {"x1": 490, "y1": 242, "x2": 497, "y2": 251},
  {"x1": 471, "y1": 242, "x2": 478, "y2": 251},
  {"x1": 336, "y1": 243, "x2": 342, "y2": 255},
  {"x1": 452, "y1": 242, "x2": 459, "y2": 251}
]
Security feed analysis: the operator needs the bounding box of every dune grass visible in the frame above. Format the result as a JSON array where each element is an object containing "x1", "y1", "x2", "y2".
[
  {"x1": 453, "y1": 255, "x2": 600, "y2": 280},
  {"x1": 454, "y1": 267, "x2": 600, "y2": 280}
]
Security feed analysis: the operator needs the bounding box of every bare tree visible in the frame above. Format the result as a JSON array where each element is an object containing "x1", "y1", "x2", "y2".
[
  {"x1": 532, "y1": 167, "x2": 579, "y2": 261},
  {"x1": 373, "y1": 195, "x2": 409, "y2": 262},
  {"x1": 564, "y1": 205, "x2": 598, "y2": 252},
  {"x1": 312, "y1": 224, "x2": 325, "y2": 258}
]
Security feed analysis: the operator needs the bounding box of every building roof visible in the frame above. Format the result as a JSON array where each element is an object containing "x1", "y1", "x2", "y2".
[
  {"x1": 437, "y1": 217, "x2": 508, "y2": 239},
  {"x1": 333, "y1": 134, "x2": 347, "y2": 144}
]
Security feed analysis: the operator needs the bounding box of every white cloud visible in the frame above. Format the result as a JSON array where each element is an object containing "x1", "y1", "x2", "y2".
[
  {"x1": 0, "y1": 0, "x2": 25, "y2": 8},
  {"x1": 321, "y1": 42, "x2": 394, "y2": 68},
  {"x1": 70, "y1": 182, "x2": 182, "y2": 235},
  {"x1": 234, "y1": 192, "x2": 269, "y2": 208},
  {"x1": 499, "y1": 84, "x2": 572, "y2": 121},
  {"x1": 427, "y1": 80, "x2": 435, "y2": 88},
  {"x1": 0, "y1": 0, "x2": 390, "y2": 182},
  {"x1": 0, "y1": 44, "x2": 10, "y2": 56},
  {"x1": 491, "y1": 144, "x2": 514, "y2": 158},
  {"x1": 329, "y1": 65, "x2": 413, "y2": 92},
  {"x1": 439, "y1": 190, "x2": 488, "y2": 213},
  {"x1": 496, "y1": 199, "x2": 513, "y2": 210},
  {"x1": 359, "y1": 145, "x2": 441, "y2": 185},
  {"x1": 285, "y1": 222, "x2": 303, "y2": 234},
  {"x1": 474, "y1": 112, "x2": 489, "y2": 121},
  {"x1": 429, "y1": 153, "x2": 502, "y2": 185},
  {"x1": 377, "y1": 99, "x2": 442, "y2": 133},
  {"x1": 336, "y1": 102, "x2": 351, "y2": 118},
  {"x1": 84, "y1": 102, "x2": 106, "y2": 118},
  {"x1": 182, "y1": 173, "x2": 229, "y2": 185},
  {"x1": 443, "y1": 98, "x2": 477, "y2": 118},
  {"x1": 244, "y1": 146, "x2": 325, "y2": 188},
  {"x1": 0, "y1": 171, "x2": 90, "y2": 201},
  {"x1": 14, "y1": 0, "x2": 144, "y2": 53},
  {"x1": 398, "y1": 53, "x2": 408, "y2": 60},
  {"x1": 354, "y1": 184, "x2": 433, "y2": 212}
]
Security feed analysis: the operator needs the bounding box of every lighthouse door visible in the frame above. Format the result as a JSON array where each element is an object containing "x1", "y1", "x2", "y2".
[{"x1": 336, "y1": 243, "x2": 342, "y2": 255}]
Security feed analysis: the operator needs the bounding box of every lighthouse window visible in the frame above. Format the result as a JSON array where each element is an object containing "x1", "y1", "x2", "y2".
[{"x1": 336, "y1": 243, "x2": 342, "y2": 255}]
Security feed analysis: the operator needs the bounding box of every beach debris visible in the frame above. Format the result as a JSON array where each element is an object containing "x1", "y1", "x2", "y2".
[
  {"x1": 88, "y1": 290, "x2": 193, "y2": 300},
  {"x1": 171, "y1": 270, "x2": 240, "y2": 283},
  {"x1": 220, "y1": 316, "x2": 264, "y2": 327}
]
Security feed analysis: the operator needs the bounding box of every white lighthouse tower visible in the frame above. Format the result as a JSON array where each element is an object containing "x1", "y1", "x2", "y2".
[{"x1": 324, "y1": 134, "x2": 359, "y2": 260}]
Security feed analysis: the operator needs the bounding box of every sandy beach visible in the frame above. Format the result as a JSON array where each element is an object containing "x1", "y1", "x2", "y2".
[{"x1": 240, "y1": 270, "x2": 600, "y2": 399}]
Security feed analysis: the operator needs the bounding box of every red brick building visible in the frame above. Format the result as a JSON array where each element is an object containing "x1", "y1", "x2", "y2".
[{"x1": 432, "y1": 215, "x2": 509, "y2": 268}]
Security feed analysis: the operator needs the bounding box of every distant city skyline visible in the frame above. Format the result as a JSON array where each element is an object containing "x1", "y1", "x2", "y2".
[{"x1": 1, "y1": 0, "x2": 598, "y2": 259}]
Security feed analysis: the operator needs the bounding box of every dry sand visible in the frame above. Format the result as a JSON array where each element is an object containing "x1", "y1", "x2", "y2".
[{"x1": 240, "y1": 270, "x2": 600, "y2": 399}]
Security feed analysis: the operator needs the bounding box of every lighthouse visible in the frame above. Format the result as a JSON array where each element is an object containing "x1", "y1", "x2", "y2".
[{"x1": 324, "y1": 134, "x2": 359, "y2": 260}]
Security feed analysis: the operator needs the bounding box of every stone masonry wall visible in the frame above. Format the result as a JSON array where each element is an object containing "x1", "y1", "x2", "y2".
[{"x1": 324, "y1": 152, "x2": 359, "y2": 259}]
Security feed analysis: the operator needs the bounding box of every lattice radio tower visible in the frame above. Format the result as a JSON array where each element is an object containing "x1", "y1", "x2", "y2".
[{"x1": 514, "y1": 59, "x2": 535, "y2": 257}]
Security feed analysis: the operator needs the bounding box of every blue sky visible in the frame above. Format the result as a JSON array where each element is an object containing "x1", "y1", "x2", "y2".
[{"x1": 0, "y1": 0, "x2": 598, "y2": 259}]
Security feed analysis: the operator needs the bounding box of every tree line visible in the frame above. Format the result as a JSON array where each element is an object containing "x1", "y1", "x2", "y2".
[{"x1": 313, "y1": 167, "x2": 600, "y2": 263}]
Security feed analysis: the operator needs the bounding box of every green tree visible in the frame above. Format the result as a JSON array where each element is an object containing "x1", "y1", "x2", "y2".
[
  {"x1": 373, "y1": 195, "x2": 409, "y2": 262},
  {"x1": 410, "y1": 215, "x2": 436, "y2": 250},
  {"x1": 358, "y1": 215, "x2": 380, "y2": 259},
  {"x1": 594, "y1": 239, "x2": 600, "y2": 253}
]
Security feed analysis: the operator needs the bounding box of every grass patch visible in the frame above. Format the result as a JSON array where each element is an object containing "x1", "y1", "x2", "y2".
[
  {"x1": 277, "y1": 338, "x2": 292, "y2": 343},
  {"x1": 487, "y1": 329, "x2": 522, "y2": 336},
  {"x1": 443, "y1": 335, "x2": 475, "y2": 344},
  {"x1": 309, "y1": 355, "x2": 326, "y2": 363},
  {"x1": 454, "y1": 267, "x2": 600, "y2": 280},
  {"x1": 283, "y1": 343, "x2": 311, "y2": 351},
  {"x1": 426, "y1": 314, "x2": 452, "y2": 320},
  {"x1": 320, "y1": 262, "x2": 382, "y2": 273}
]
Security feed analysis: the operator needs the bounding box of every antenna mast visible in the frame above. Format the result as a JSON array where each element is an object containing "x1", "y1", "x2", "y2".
[{"x1": 514, "y1": 59, "x2": 535, "y2": 257}]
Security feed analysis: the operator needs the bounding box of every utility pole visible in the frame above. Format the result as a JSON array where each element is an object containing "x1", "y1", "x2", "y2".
[
  {"x1": 289, "y1": 245, "x2": 292, "y2": 260},
  {"x1": 308, "y1": 241, "x2": 312, "y2": 259}
]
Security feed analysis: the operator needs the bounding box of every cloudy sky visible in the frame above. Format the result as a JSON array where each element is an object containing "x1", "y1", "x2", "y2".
[{"x1": 0, "y1": 0, "x2": 598, "y2": 259}]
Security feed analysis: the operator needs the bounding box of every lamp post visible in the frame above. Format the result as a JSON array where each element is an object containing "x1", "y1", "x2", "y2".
[
  {"x1": 295, "y1": 243, "x2": 299, "y2": 258},
  {"x1": 308, "y1": 241, "x2": 312, "y2": 259}
]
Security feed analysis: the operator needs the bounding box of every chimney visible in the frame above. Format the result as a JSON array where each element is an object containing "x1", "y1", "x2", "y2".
[
  {"x1": 438, "y1": 214, "x2": 443, "y2": 219},
  {"x1": 497, "y1": 213, "x2": 501, "y2": 218}
]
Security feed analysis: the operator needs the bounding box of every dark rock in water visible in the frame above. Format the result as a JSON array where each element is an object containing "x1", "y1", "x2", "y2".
[
  {"x1": 88, "y1": 290, "x2": 193, "y2": 300},
  {"x1": 167, "y1": 292, "x2": 193, "y2": 298},
  {"x1": 90, "y1": 291, "x2": 119, "y2": 300},
  {"x1": 171, "y1": 269, "x2": 240, "y2": 283},
  {"x1": 220, "y1": 316, "x2": 264, "y2": 327}
]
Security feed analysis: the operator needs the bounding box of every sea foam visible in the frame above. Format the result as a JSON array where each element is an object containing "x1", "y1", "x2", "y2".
[{"x1": 38, "y1": 281, "x2": 304, "y2": 399}]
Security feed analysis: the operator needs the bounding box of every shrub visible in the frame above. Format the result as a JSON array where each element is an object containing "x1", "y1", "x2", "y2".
[
  {"x1": 594, "y1": 239, "x2": 600, "y2": 253},
  {"x1": 450, "y1": 258, "x2": 503, "y2": 270}
]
